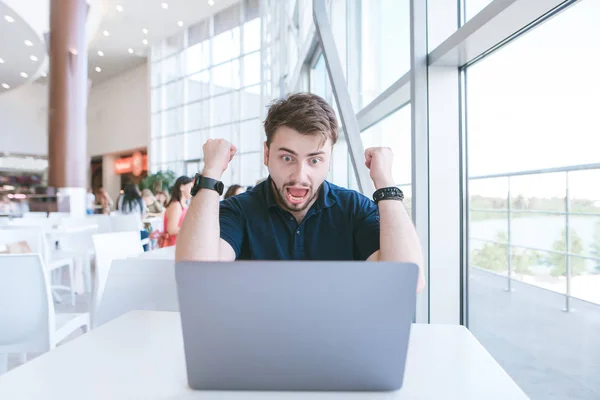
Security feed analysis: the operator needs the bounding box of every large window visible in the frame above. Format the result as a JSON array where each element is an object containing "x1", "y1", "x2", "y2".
[
  {"x1": 150, "y1": 0, "x2": 266, "y2": 187},
  {"x1": 466, "y1": 1, "x2": 600, "y2": 399}
]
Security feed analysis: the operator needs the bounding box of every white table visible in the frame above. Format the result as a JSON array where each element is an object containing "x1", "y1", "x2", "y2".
[
  {"x1": 0, "y1": 311, "x2": 529, "y2": 400},
  {"x1": 134, "y1": 245, "x2": 175, "y2": 259}
]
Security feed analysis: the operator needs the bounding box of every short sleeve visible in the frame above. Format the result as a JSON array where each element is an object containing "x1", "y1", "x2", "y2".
[
  {"x1": 353, "y1": 195, "x2": 380, "y2": 260},
  {"x1": 219, "y1": 199, "x2": 245, "y2": 259}
]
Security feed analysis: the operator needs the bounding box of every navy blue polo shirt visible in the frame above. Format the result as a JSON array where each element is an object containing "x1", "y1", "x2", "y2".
[{"x1": 219, "y1": 177, "x2": 380, "y2": 260}]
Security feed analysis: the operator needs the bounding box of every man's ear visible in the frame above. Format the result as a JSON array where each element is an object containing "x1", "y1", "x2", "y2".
[{"x1": 263, "y1": 141, "x2": 269, "y2": 167}]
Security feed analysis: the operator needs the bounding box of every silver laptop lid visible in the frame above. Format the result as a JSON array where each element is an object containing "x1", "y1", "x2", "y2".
[{"x1": 176, "y1": 261, "x2": 418, "y2": 391}]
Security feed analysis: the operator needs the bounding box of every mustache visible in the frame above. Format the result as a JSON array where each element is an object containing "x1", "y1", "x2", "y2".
[{"x1": 283, "y1": 182, "x2": 311, "y2": 189}]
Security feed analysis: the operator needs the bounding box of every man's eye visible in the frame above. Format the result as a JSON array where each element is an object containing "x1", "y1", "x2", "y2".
[
  {"x1": 310, "y1": 158, "x2": 320, "y2": 165},
  {"x1": 282, "y1": 155, "x2": 292, "y2": 162}
]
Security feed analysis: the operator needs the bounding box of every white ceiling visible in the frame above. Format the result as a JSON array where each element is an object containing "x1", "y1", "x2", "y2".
[
  {"x1": 0, "y1": 0, "x2": 240, "y2": 92},
  {"x1": 0, "y1": 1, "x2": 46, "y2": 92}
]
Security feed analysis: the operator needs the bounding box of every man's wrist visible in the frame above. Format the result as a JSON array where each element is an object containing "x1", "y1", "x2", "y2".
[
  {"x1": 201, "y1": 168, "x2": 223, "y2": 180},
  {"x1": 373, "y1": 178, "x2": 395, "y2": 190}
]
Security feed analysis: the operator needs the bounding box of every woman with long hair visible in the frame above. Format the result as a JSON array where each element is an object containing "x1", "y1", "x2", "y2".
[
  {"x1": 162, "y1": 176, "x2": 194, "y2": 247},
  {"x1": 117, "y1": 183, "x2": 144, "y2": 215}
]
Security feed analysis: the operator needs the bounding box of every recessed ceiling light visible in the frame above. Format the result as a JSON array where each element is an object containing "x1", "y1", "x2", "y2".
[
  {"x1": 161, "y1": 2, "x2": 169, "y2": 9},
  {"x1": 4, "y1": 15, "x2": 15, "y2": 23},
  {"x1": 24, "y1": 40, "x2": 33, "y2": 47},
  {"x1": 1, "y1": 83, "x2": 10, "y2": 89},
  {"x1": 30, "y1": 55, "x2": 38, "y2": 62},
  {"x1": 116, "y1": 5, "x2": 123, "y2": 12},
  {"x1": 20, "y1": 72, "x2": 28, "y2": 78},
  {"x1": 0, "y1": 58, "x2": 4, "y2": 64},
  {"x1": 103, "y1": 30, "x2": 110, "y2": 36},
  {"x1": 142, "y1": 28, "x2": 148, "y2": 34},
  {"x1": 42, "y1": 72, "x2": 47, "y2": 77},
  {"x1": 142, "y1": 39, "x2": 148, "y2": 46},
  {"x1": 98, "y1": 50, "x2": 104, "y2": 56},
  {"x1": 208, "y1": 0, "x2": 214, "y2": 5},
  {"x1": 128, "y1": 48, "x2": 134, "y2": 54},
  {"x1": 177, "y1": 21, "x2": 184, "y2": 27},
  {"x1": 95, "y1": 66, "x2": 102, "y2": 72}
]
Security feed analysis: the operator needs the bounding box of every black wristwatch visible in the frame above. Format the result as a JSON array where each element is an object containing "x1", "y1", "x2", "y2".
[
  {"x1": 373, "y1": 186, "x2": 404, "y2": 205},
  {"x1": 191, "y1": 173, "x2": 224, "y2": 196}
]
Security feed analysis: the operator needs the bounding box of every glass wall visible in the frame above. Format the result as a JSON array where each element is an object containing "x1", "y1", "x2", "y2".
[
  {"x1": 466, "y1": 1, "x2": 600, "y2": 398},
  {"x1": 150, "y1": 0, "x2": 268, "y2": 187}
]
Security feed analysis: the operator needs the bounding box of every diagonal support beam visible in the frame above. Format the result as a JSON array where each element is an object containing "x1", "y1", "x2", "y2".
[{"x1": 313, "y1": 0, "x2": 374, "y2": 196}]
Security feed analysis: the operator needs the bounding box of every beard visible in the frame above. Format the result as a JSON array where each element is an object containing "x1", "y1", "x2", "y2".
[{"x1": 270, "y1": 179, "x2": 321, "y2": 213}]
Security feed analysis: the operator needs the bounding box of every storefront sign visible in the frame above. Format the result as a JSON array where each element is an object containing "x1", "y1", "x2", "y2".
[{"x1": 114, "y1": 152, "x2": 147, "y2": 176}]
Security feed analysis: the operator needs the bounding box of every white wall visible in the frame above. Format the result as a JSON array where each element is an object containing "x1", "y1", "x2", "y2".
[
  {"x1": 0, "y1": 83, "x2": 48, "y2": 156},
  {"x1": 87, "y1": 62, "x2": 150, "y2": 157},
  {"x1": 0, "y1": 62, "x2": 150, "y2": 159}
]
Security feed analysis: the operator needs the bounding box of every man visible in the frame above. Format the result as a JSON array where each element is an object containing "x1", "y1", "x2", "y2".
[{"x1": 177, "y1": 93, "x2": 424, "y2": 292}]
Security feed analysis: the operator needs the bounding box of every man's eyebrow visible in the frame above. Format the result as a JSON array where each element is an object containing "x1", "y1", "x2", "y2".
[{"x1": 277, "y1": 147, "x2": 326, "y2": 157}]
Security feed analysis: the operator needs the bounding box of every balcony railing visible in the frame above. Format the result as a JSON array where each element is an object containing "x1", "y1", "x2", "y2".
[{"x1": 468, "y1": 163, "x2": 600, "y2": 311}]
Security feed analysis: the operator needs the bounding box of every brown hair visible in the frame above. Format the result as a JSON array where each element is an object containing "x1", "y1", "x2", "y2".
[{"x1": 263, "y1": 93, "x2": 338, "y2": 147}]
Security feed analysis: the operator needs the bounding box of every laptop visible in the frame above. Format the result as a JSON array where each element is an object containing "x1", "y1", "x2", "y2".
[{"x1": 175, "y1": 261, "x2": 418, "y2": 392}]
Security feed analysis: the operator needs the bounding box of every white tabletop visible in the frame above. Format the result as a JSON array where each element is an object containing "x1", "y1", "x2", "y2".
[
  {"x1": 134, "y1": 245, "x2": 175, "y2": 259},
  {"x1": 0, "y1": 311, "x2": 528, "y2": 400}
]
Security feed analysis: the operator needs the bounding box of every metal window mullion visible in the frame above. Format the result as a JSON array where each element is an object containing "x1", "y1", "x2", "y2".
[
  {"x1": 410, "y1": 0, "x2": 430, "y2": 324},
  {"x1": 313, "y1": 0, "x2": 373, "y2": 196}
]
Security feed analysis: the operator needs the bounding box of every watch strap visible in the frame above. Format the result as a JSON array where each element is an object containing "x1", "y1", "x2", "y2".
[
  {"x1": 373, "y1": 186, "x2": 404, "y2": 205},
  {"x1": 191, "y1": 173, "x2": 224, "y2": 196}
]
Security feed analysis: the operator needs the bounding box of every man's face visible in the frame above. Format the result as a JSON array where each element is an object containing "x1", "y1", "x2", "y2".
[{"x1": 264, "y1": 126, "x2": 332, "y2": 214}]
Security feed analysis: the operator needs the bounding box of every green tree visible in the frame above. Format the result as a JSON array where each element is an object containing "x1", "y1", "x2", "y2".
[
  {"x1": 140, "y1": 170, "x2": 177, "y2": 193},
  {"x1": 591, "y1": 220, "x2": 600, "y2": 273},
  {"x1": 540, "y1": 228, "x2": 586, "y2": 277},
  {"x1": 471, "y1": 232, "x2": 536, "y2": 275}
]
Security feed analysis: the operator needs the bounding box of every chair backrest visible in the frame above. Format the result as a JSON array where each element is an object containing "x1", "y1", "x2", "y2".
[
  {"x1": 91, "y1": 232, "x2": 144, "y2": 326},
  {"x1": 22, "y1": 212, "x2": 48, "y2": 219},
  {"x1": 48, "y1": 212, "x2": 70, "y2": 225},
  {"x1": 110, "y1": 214, "x2": 143, "y2": 232},
  {"x1": 0, "y1": 227, "x2": 50, "y2": 262},
  {"x1": 0, "y1": 254, "x2": 54, "y2": 353},
  {"x1": 93, "y1": 258, "x2": 177, "y2": 328},
  {"x1": 87, "y1": 215, "x2": 112, "y2": 234}
]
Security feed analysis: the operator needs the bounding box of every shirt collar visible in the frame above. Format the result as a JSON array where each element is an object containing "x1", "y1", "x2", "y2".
[{"x1": 263, "y1": 176, "x2": 336, "y2": 211}]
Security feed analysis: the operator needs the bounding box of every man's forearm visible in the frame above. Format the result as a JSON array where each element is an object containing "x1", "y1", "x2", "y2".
[
  {"x1": 175, "y1": 172, "x2": 221, "y2": 262},
  {"x1": 377, "y1": 199, "x2": 423, "y2": 268}
]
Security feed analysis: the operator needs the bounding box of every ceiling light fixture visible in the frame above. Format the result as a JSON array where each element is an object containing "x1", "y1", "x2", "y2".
[
  {"x1": 142, "y1": 39, "x2": 148, "y2": 46},
  {"x1": 208, "y1": 0, "x2": 215, "y2": 5},
  {"x1": 1, "y1": 83, "x2": 9, "y2": 89},
  {"x1": 161, "y1": 2, "x2": 169, "y2": 9},
  {"x1": 116, "y1": 5, "x2": 123, "y2": 12},
  {"x1": 24, "y1": 40, "x2": 33, "y2": 47},
  {"x1": 30, "y1": 55, "x2": 38, "y2": 61},
  {"x1": 128, "y1": 48, "x2": 134, "y2": 54},
  {"x1": 4, "y1": 15, "x2": 15, "y2": 23},
  {"x1": 42, "y1": 72, "x2": 47, "y2": 77},
  {"x1": 103, "y1": 30, "x2": 110, "y2": 36},
  {"x1": 20, "y1": 72, "x2": 28, "y2": 78},
  {"x1": 177, "y1": 21, "x2": 184, "y2": 27},
  {"x1": 142, "y1": 28, "x2": 148, "y2": 34},
  {"x1": 98, "y1": 50, "x2": 104, "y2": 56},
  {"x1": 95, "y1": 67, "x2": 102, "y2": 72}
]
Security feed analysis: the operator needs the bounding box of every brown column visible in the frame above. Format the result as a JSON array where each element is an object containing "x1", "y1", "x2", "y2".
[{"x1": 48, "y1": 0, "x2": 88, "y2": 188}]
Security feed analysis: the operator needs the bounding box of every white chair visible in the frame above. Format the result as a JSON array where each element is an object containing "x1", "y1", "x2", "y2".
[
  {"x1": 110, "y1": 214, "x2": 143, "y2": 233},
  {"x1": 22, "y1": 212, "x2": 48, "y2": 219},
  {"x1": 47, "y1": 212, "x2": 70, "y2": 226},
  {"x1": 87, "y1": 215, "x2": 112, "y2": 234},
  {"x1": 0, "y1": 254, "x2": 89, "y2": 374},
  {"x1": 93, "y1": 259, "x2": 177, "y2": 328},
  {"x1": 91, "y1": 232, "x2": 144, "y2": 327},
  {"x1": 0, "y1": 227, "x2": 76, "y2": 305}
]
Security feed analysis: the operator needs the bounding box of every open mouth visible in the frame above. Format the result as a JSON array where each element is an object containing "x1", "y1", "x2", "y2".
[{"x1": 286, "y1": 187, "x2": 309, "y2": 205}]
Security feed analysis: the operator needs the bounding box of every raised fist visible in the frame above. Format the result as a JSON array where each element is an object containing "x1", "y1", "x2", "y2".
[{"x1": 202, "y1": 139, "x2": 237, "y2": 179}]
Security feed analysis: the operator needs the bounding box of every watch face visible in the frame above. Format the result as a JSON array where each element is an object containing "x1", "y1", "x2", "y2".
[{"x1": 216, "y1": 181, "x2": 224, "y2": 195}]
